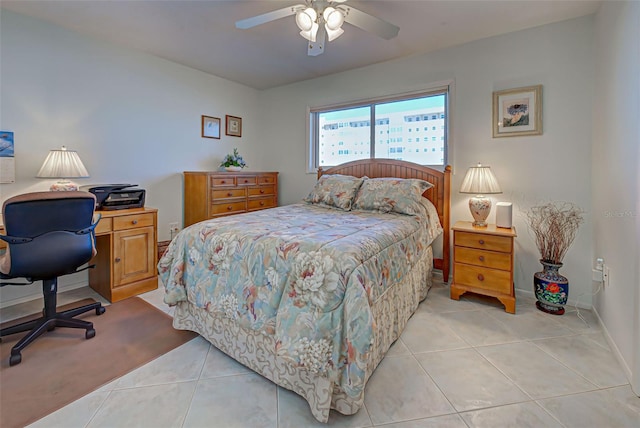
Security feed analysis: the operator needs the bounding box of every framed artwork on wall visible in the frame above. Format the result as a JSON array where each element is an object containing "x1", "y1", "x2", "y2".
[
  {"x1": 202, "y1": 115, "x2": 221, "y2": 139},
  {"x1": 225, "y1": 115, "x2": 242, "y2": 137},
  {"x1": 492, "y1": 85, "x2": 542, "y2": 137}
]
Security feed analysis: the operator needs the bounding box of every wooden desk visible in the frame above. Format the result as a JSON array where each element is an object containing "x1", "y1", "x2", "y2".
[
  {"x1": 0, "y1": 208, "x2": 158, "y2": 303},
  {"x1": 90, "y1": 207, "x2": 158, "y2": 302}
]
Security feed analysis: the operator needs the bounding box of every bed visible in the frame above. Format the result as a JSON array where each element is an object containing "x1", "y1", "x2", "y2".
[{"x1": 159, "y1": 159, "x2": 451, "y2": 422}]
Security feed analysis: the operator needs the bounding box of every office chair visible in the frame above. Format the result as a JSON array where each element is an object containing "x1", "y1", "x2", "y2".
[{"x1": 0, "y1": 191, "x2": 106, "y2": 366}]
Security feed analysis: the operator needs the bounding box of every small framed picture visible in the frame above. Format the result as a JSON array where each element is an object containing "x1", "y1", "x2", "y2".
[
  {"x1": 225, "y1": 115, "x2": 242, "y2": 137},
  {"x1": 493, "y1": 85, "x2": 542, "y2": 137},
  {"x1": 202, "y1": 116, "x2": 221, "y2": 139}
]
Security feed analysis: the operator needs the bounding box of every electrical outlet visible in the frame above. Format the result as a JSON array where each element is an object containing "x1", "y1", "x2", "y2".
[{"x1": 168, "y1": 222, "x2": 180, "y2": 234}]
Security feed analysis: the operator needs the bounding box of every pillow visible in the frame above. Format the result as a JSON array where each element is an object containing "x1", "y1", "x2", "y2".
[
  {"x1": 303, "y1": 174, "x2": 365, "y2": 211},
  {"x1": 353, "y1": 177, "x2": 433, "y2": 215}
]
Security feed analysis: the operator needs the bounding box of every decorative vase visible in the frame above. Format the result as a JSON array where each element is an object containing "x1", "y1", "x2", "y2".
[
  {"x1": 225, "y1": 166, "x2": 242, "y2": 172},
  {"x1": 534, "y1": 260, "x2": 569, "y2": 315}
]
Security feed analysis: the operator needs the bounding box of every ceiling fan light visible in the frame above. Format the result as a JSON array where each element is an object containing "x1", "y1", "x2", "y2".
[
  {"x1": 296, "y1": 7, "x2": 318, "y2": 31},
  {"x1": 323, "y1": 7, "x2": 344, "y2": 31},
  {"x1": 299, "y1": 22, "x2": 319, "y2": 42},
  {"x1": 325, "y1": 25, "x2": 344, "y2": 42}
]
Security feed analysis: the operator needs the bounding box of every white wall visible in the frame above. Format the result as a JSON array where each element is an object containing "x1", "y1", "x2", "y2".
[
  {"x1": 592, "y1": 1, "x2": 640, "y2": 394},
  {"x1": 258, "y1": 16, "x2": 595, "y2": 307},
  {"x1": 0, "y1": 10, "x2": 262, "y2": 305}
]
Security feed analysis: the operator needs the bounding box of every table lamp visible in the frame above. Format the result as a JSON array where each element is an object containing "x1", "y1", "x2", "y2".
[
  {"x1": 459, "y1": 163, "x2": 502, "y2": 227},
  {"x1": 36, "y1": 146, "x2": 90, "y2": 191}
]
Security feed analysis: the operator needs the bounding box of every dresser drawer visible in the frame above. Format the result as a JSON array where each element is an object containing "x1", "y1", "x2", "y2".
[
  {"x1": 211, "y1": 176, "x2": 235, "y2": 187},
  {"x1": 113, "y1": 213, "x2": 155, "y2": 231},
  {"x1": 236, "y1": 176, "x2": 257, "y2": 186},
  {"x1": 454, "y1": 246, "x2": 512, "y2": 271},
  {"x1": 212, "y1": 188, "x2": 246, "y2": 200},
  {"x1": 211, "y1": 201, "x2": 247, "y2": 216},
  {"x1": 257, "y1": 175, "x2": 276, "y2": 185},
  {"x1": 455, "y1": 231, "x2": 512, "y2": 253},
  {"x1": 454, "y1": 263, "x2": 512, "y2": 294},
  {"x1": 248, "y1": 197, "x2": 277, "y2": 211},
  {"x1": 248, "y1": 185, "x2": 276, "y2": 197}
]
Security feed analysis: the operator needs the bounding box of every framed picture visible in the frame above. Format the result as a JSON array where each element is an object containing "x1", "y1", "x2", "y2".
[
  {"x1": 493, "y1": 85, "x2": 542, "y2": 137},
  {"x1": 225, "y1": 115, "x2": 242, "y2": 137},
  {"x1": 202, "y1": 116, "x2": 221, "y2": 139}
]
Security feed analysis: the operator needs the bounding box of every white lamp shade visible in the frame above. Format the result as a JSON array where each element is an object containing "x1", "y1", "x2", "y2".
[
  {"x1": 459, "y1": 163, "x2": 502, "y2": 195},
  {"x1": 37, "y1": 146, "x2": 89, "y2": 178},
  {"x1": 326, "y1": 25, "x2": 344, "y2": 41},
  {"x1": 296, "y1": 7, "x2": 317, "y2": 31},
  {"x1": 299, "y1": 22, "x2": 319, "y2": 42},
  {"x1": 323, "y1": 7, "x2": 344, "y2": 30}
]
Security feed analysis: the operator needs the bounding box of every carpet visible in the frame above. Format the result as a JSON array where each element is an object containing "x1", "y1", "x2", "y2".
[{"x1": 0, "y1": 297, "x2": 197, "y2": 428}]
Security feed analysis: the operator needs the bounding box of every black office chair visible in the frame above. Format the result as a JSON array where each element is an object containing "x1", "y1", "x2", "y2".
[{"x1": 0, "y1": 191, "x2": 106, "y2": 366}]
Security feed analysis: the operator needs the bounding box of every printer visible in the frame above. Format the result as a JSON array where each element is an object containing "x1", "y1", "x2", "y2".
[{"x1": 80, "y1": 184, "x2": 146, "y2": 210}]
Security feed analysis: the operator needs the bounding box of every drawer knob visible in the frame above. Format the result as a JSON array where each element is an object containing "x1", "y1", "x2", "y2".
[
  {"x1": 260, "y1": 201, "x2": 265, "y2": 206},
  {"x1": 244, "y1": 180, "x2": 249, "y2": 183},
  {"x1": 477, "y1": 274, "x2": 484, "y2": 281},
  {"x1": 227, "y1": 192, "x2": 233, "y2": 197},
  {"x1": 479, "y1": 256, "x2": 485, "y2": 262},
  {"x1": 478, "y1": 239, "x2": 485, "y2": 245},
  {"x1": 115, "y1": 257, "x2": 121, "y2": 263},
  {"x1": 260, "y1": 189, "x2": 265, "y2": 194},
  {"x1": 221, "y1": 180, "x2": 226, "y2": 184},
  {"x1": 227, "y1": 206, "x2": 233, "y2": 210},
  {"x1": 132, "y1": 220, "x2": 138, "y2": 225}
]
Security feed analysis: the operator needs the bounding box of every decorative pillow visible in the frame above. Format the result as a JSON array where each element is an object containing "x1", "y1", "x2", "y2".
[
  {"x1": 303, "y1": 174, "x2": 365, "y2": 211},
  {"x1": 353, "y1": 177, "x2": 433, "y2": 215}
]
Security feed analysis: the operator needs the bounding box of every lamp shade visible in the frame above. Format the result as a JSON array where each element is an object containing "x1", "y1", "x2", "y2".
[
  {"x1": 36, "y1": 146, "x2": 89, "y2": 191},
  {"x1": 459, "y1": 163, "x2": 502, "y2": 194}
]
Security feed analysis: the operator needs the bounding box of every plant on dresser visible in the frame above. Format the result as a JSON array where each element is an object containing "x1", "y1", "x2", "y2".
[{"x1": 450, "y1": 221, "x2": 517, "y2": 313}]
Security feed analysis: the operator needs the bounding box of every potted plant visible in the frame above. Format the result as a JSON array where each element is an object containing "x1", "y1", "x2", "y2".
[
  {"x1": 220, "y1": 148, "x2": 247, "y2": 171},
  {"x1": 525, "y1": 202, "x2": 584, "y2": 315}
]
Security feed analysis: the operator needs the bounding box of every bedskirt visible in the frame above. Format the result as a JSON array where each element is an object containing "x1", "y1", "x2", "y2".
[{"x1": 171, "y1": 246, "x2": 434, "y2": 422}]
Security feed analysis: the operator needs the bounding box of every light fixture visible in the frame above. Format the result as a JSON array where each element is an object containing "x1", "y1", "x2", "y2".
[
  {"x1": 296, "y1": 4, "x2": 345, "y2": 44},
  {"x1": 36, "y1": 146, "x2": 90, "y2": 191},
  {"x1": 459, "y1": 163, "x2": 502, "y2": 227}
]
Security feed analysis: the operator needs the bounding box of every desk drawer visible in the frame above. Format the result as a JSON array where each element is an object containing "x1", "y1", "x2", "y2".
[
  {"x1": 212, "y1": 188, "x2": 246, "y2": 200},
  {"x1": 113, "y1": 213, "x2": 155, "y2": 231},
  {"x1": 95, "y1": 217, "x2": 113, "y2": 235},
  {"x1": 455, "y1": 231, "x2": 512, "y2": 253},
  {"x1": 248, "y1": 185, "x2": 276, "y2": 197},
  {"x1": 210, "y1": 201, "x2": 246, "y2": 216},
  {"x1": 454, "y1": 246, "x2": 512, "y2": 271},
  {"x1": 248, "y1": 197, "x2": 276, "y2": 211},
  {"x1": 454, "y1": 263, "x2": 511, "y2": 294}
]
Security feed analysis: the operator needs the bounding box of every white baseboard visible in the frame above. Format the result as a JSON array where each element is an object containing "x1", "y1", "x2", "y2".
[
  {"x1": 591, "y1": 305, "x2": 634, "y2": 387},
  {"x1": 515, "y1": 287, "x2": 592, "y2": 310},
  {"x1": 0, "y1": 279, "x2": 89, "y2": 309}
]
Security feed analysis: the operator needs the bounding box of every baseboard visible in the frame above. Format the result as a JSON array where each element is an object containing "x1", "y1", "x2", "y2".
[
  {"x1": 515, "y1": 287, "x2": 592, "y2": 310},
  {"x1": 0, "y1": 279, "x2": 88, "y2": 309},
  {"x1": 591, "y1": 306, "x2": 634, "y2": 387}
]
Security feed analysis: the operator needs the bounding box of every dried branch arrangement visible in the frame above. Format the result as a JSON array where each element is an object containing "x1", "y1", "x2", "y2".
[{"x1": 526, "y1": 202, "x2": 585, "y2": 264}]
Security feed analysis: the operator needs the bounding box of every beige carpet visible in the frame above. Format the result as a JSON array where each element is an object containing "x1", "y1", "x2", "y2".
[{"x1": 0, "y1": 297, "x2": 197, "y2": 428}]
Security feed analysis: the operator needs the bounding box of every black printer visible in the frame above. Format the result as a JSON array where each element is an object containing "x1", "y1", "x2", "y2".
[{"x1": 80, "y1": 184, "x2": 146, "y2": 210}]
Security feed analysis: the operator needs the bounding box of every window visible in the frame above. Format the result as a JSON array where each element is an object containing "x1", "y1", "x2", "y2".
[{"x1": 310, "y1": 87, "x2": 449, "y2": 168}]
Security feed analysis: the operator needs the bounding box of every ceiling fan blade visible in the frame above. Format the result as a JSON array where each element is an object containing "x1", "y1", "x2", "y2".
[
  {"x1": 308, "y1": 25, "x2": 326, "y2": 56},
  {"x1": 235, "y1": 5, "x2": 300, "y2": 30},
  {"x1": 341, "y1": 6, "x2": 399, "y2": 40}
]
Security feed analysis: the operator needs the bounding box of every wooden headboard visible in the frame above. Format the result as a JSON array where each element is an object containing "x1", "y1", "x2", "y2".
[{"x1": 318, "y1": 159, "x2": 451, "y2": 281}]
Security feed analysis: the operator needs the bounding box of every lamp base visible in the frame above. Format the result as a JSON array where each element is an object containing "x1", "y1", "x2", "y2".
[
  {"x1": 469, "y1": 196, "x2": 492, "y2": 227},
  {"x1": 50, "y1": 180, "x2": 79, "y2": 191}
]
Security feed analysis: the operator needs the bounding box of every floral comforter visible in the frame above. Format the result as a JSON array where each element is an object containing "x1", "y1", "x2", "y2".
[{"x1": 159, "y1": 202, "x2": 440, "y2": 399}]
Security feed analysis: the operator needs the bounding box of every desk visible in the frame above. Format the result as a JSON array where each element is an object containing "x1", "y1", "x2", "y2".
[{"x1": 0, "y1": 207, "x2": 158, "y2": 303}]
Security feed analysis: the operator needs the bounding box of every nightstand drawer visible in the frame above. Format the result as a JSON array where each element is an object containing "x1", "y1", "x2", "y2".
[
  {"x1": 455, "y1": 231, "x2": 512, "y2": 253},
  {"x1": 454, "y1": 263, "x2": 512, "y2": 294},
  {"x1": 454, "y1": 247, "x2": 512, "y2": 271}
]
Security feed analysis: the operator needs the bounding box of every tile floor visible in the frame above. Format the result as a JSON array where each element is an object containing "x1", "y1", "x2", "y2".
[{"x1": 3, "y1": 279, "x2": 640, "y2": 427}]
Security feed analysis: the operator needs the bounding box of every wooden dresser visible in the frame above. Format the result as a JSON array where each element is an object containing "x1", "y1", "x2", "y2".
[
  {"x1": 450, "y1": 221, "x2": 517, "y2": 313},
  {"x1": 183, "y1": 171, "x2": 278, "y2": 227}
]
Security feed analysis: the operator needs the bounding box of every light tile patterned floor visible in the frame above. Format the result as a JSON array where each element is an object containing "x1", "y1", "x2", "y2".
[{"x1": 3, "y1": 279, "x2": 639, "y2": 427}]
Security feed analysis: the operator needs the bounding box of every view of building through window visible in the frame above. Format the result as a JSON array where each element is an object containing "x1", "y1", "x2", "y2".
[{"x1": 316, "y1": 93, "x2": 447, "y2": 167}]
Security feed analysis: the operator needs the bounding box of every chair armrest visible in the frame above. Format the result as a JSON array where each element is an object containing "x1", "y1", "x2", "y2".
[{"x1": 0, "y1": 234, "x2": 33, "y2": 245}]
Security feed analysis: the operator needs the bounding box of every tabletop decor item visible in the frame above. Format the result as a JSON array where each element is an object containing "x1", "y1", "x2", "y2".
[
  {"x1": 459, "y1": 163, "x2": 502, "y2": 227},
  {"x1": 220, "y1": 148, "x2": 247, "y2": 171},
  {"x1": 526, "y1": 201, "x2": 584, "y2": 315}
]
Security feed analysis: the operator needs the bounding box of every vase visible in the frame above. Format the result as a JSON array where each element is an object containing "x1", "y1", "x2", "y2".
[
  {"x1": 225, "y1": 166, "x2": 242, "y2": 172},
  {"x1": 534, "y1": 260, "x2": 568, "y2": 315}
]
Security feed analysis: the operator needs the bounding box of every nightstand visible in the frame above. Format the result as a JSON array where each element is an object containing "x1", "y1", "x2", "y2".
[{"x1": 450, "y1": 221, "x2": 517, "y2": 313}]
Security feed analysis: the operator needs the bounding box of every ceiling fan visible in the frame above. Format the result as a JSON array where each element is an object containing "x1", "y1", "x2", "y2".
[{"x1": 235, "y1": 0, "x2": 399, "y2": 56}]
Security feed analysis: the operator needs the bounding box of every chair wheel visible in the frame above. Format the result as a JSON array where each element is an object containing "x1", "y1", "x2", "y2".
[
  {"x1": 86, "y1": 329, "x2": 96, "y2": 339},
  {"x1": 96, "y1": 306, "x2": 106, "y2": 316},
  {"x1": 9, "y1": 353, "x2": 22, "y2": 366}
]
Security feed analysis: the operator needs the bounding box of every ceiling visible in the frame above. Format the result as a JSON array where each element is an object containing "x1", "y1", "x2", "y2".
[{"x1": 2, "y1": 0, "x2": 601, "y2": 90}]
